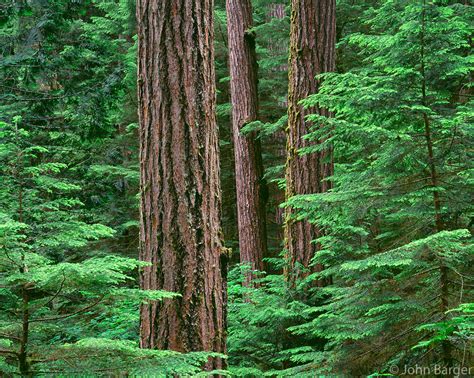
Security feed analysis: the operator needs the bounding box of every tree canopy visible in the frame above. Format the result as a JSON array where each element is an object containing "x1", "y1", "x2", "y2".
[{"x1": 0, "y1": 0, "x2": 472, "y2": 376}]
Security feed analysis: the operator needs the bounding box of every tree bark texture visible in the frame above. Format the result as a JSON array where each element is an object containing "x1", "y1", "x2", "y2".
[
  {"x1": 137, "y1": 0, "x2": 226, "y2": 368},
  {"x1": 226, "y1": 0, "x2": 267, "y2": 277},
  {"x1": 284, "y1": 0, "x2": 336, "y2": 281}
]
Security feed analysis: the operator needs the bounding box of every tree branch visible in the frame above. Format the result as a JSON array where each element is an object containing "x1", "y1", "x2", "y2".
[{"x1": 30, "y1": 296, "x2": 104, "y2": 323}]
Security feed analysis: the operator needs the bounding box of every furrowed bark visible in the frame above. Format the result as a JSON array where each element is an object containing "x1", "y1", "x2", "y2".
[
  {"x1": 137, "y1": 0, "x2": 226, "y2": 369},
  {"x1": 284, "y1": 0, "x2": 336, "y2": 283},
  {"x1": 226, "y1": 0, "x2": 267, "y2": 281}
]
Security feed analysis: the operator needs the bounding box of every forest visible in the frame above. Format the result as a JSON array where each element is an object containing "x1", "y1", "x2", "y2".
[{"x1": 0, "y1": 0, "x2": 472, "y2": 376}]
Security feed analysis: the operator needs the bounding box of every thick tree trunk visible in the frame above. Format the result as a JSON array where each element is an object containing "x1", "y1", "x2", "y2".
[
  {"x1": 137, "y1": 0, "x2": 226, "y2": 369},
  {"x1": 226, "y1": 0, "x2": 267, "y2": 279},
  {"x1": 284, "y1": 0, "x2": 336, "y2": 282}
]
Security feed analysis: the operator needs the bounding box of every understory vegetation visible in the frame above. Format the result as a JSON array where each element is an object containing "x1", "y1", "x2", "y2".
[{"x1": 1, "y1": 0, "x2": 472, "y2": 376}]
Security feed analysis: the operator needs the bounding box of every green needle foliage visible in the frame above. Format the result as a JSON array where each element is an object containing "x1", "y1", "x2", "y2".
[
  {"x1": 0, "y1": 1, "x2": 219, "y2": 375},
  {"x1": 283, "y1": 0, "x2": 473, "y2": 374},
  {"x1": 0, "y1": 118, "x2": 217, "y2": 375},
  {"x1": 228, "y1": 0, "x2": 472, "y2": 376},
  {"x1": 1, "y1": 0, "x2": 472, "y2": 376}
]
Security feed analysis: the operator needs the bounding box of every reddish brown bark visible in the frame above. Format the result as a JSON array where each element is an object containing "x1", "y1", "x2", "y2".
[
  {"x1": 226, "y1": 0, "x2": 267, "y2": 278},
  {"x1": 267, "y1": 3, "x2": 286, "y2": 19},
  {"x1": 284, "y1": 0, "x2": 336, "y2": 282},
  {"x1": 137, "y1": 0, "x2": 226, "y2": 368}
]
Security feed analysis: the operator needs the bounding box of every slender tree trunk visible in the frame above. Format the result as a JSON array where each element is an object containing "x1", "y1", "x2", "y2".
[
  {"x1": 137, "y1": 0, "x2": 226, "y2": 369},
  {"x1": 18, "y1": 284, "x2": 29, "y2": 376},
  {"x1": 226, "y1": 0, "x2": 267, "y2": 279},
  {"x1": 284, "y1": 0, "x2": 336, "y2": 282},
  {"x1": 15, "y1": 121, "x2": 30, "y2": 376},
  {"x1": 420, "y1": 1, "x2": 452, "y2": 367}
]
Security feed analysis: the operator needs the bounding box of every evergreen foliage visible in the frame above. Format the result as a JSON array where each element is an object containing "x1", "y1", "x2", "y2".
[
  {"x1": 0, "y1": 117, "x2": 216, "y2": 375},
  {"x1": 283, "y1": 0, "x2": 474, "y2": 374},
  {"x1": 1, "y1": 0, "x2": 472, "y2": 375},
  {"x1": 0, "y1": 1, "x2": 218, "y2": 375},
  {"x1": 227, "y1": 0, "x2": 472, "y2": 375}
]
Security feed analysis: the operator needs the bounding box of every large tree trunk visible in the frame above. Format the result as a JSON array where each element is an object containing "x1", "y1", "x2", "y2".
[
  {"x1": 137, "y1": 0, "x2": 226, "y2": 369},
  {"x1": 284, "y1": 0, "x2": 336, "y2": 282},
  {"x1": 226, "y1": 0, "x2": 267, "y2": 278}
]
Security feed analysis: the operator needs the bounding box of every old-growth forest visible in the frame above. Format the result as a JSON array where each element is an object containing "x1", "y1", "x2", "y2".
[{"x1": 1, "y1": 0, "x2": 472, "y2": 376}]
